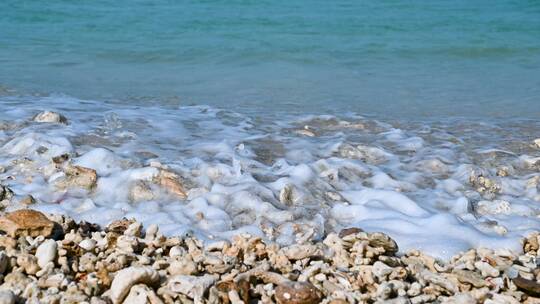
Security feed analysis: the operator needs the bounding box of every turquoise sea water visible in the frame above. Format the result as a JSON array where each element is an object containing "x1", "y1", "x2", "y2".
[{"x1": 1, "y1": 0, "x2": 540, "y2": 118}]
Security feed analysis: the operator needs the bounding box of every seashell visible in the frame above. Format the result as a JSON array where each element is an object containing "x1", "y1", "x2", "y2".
[
  {"x1": 35, "y1": 239, "x2": 57, "y2": 268},
  {"x1": 275, "y1": 281, "x2": 322, "y2": 304},
  {"x1": 109, "y1": 266, "x2": 160, "y2": 304},
  {"x1": 123, "y1": 284, "x2": 164, "y2": 304},
  {"x1": 167, "y1": 274, "x2": 216, "y2": 302}
]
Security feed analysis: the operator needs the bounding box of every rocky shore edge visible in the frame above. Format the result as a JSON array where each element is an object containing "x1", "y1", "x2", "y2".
[{"x1": 0, "y1": 209, "x2": 537, "y2": 303}]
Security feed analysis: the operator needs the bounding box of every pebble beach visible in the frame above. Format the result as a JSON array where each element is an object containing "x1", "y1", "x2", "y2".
[{"x1": 0, "y1": 208, "x2": 539, "y2": 303}]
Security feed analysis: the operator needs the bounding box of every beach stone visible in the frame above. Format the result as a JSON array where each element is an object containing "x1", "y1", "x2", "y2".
[
  {"x1": 0, "y1": 209, "x2": 55, "y2": 237},
  {"x1": 123, "y1": 284, "x2": 163, "y2": 304},
  {"x1": 0, "y1": 290, "x2": 16, "y2": 304},
  {"x1": 156, "y1": 171, "x2": 187, "y2": 199},
  {"x1": 79, "y1": 239, "x2": 97, "y2": 251},
  {"x1": 35, "y1": 239, "x2": 57, "y2": 268},
  {"x1": 109, "y1": 266, "x2": 160, "y2": 304},
  {"x1": 338, "y1": 227, "x2": 363, "y2": 238},
  {"x1": 56, "y1": 165, "x2": 97, "y2": 190},
  {"x1": 0, "y1": 252, "x2": 8, "y2": 274},
  {"x1": 128, "y1": 180, "x2": 155, "y2": 203},
  {"x1": 0, "y1": 185, "x2": 13, "y2": 202},
  {"x1": 107, "y1": 218, "x2": 136, "y2": 235},
  {"x1": 513, "y1": 276, "x2": 540, "y2": 297},
  {"x1": 275, "y1": 281, "x2": 322, "y2": 304},
  {"x1": 32, "y1": 111, "x2": 68, "y2": 124}
]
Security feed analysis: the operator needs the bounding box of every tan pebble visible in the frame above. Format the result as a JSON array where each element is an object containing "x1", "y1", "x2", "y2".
[{"x1": 0, "y1": 209, "x2": 55, "y2": 237}]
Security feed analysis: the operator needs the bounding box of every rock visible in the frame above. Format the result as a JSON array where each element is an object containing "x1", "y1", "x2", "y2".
[
  {"x1": 55, "y1": 165, "x2": 97, "y2": 190},
  {"x1": 109, "y1": 266, "x2": 160, "y2": 304},
  {"x1": 128, "y1": 180, "x2": 155, "y2": 203},
  {"x1": 0, "y1": 290, "x2": 16, "y2": 304},
  {"x1": 275, "y1": 281, "x2": 322, "y2": 304},
  {"x1": 0, "y1": 252, "x2": 8, "y2": 274},
  {"x1": 338, "y1": 227, "x2": 363, "y2": 238},
  {"x1": 52, "y1": 153, "x2": 70, "y2": 164},
  {"x1": 453, "y1": 269, "x2": 486, "y2": 288},
  {"x1": 79, "y1": 239, "x2": 97, "y2": 251},
  {"x1": 0, "y1": 209, "x2": 55, "y2": 237},
  {"x1": 35, "y1": 239, "x2": 57, "y2": 268},
  {"x1": 513, "y1": 276, "x2": 540, "y2": 297},
  {"x1": 19, "y1": 195, "x2": 36, "y2": 206},
  {"x1": 32, "y1": 111, "x2": 68, "y2": 124},
  {"x1": 123, "y1": 284, "x2": 163, "y2": 304},
  {"x1": 368, "y1": 232, "x2": 399, "y2": 255},
  {"x1": 16, "y1": 254, "x2": 40, "y2": 275},
  {"x1": 0, "y1": 185, "x2": 13, "y2": 202},
  {"x1": 167, "y1": 274, "x2": 216, "y2": 302},
  {"x1": 156, "y1": 171, "x2": 187, "y2": 199},
  {"x1": 534, "y1": 139, "x2": 540, "y2": 149},
  {"x1": 107, "y1": 218, "x2": 136, "y2": 235}
]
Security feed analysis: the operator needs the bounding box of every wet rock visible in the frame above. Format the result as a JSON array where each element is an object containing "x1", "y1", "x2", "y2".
[
  {"x1": 275, "y1": 281, "x2": 322, "y2": 304},
  {"x1": 128, "y1": 180, "x2": 156, "y2": 203},
  {"x1": 32, "y1": 111, "x2": 68, "y2": 124},
  {"x1": 338, "y1": 227, "x2": 363, "y2": 238},
  {"x1": 0, "y1": 209, "x2": 55, "y2": 237},
  {"x1": 55, "y1": 165, "x2": 98, "y2": 190},
  {"x1": 0, "y1": 185, "x2": 14, "y2": 202},
  {"x1": 107, "y1": 218, "x2": 136, "y2": 235},
  {"x1": 155, "y1": 170, "x2": 187, "y2": 199},
  {"x1": 19, "y1": 195, "x2": 36, "y2": 206}
]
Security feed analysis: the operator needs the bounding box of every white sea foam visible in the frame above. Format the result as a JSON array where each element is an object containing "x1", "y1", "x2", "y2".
[{"x1": 1, "y1": 95, "x2": 540, "y2": 260}]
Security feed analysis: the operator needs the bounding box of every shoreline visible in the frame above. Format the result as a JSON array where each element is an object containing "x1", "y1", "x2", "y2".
[{"x1": 0, "y1": 209, "x2": 539, "y2": 303}]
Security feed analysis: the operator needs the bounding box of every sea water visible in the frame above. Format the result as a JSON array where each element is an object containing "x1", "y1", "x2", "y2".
[{"x1": 1, "y1": 0, "x2": 540, "y2": 259}]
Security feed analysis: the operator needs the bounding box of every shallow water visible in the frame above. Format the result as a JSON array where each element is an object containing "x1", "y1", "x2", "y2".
[
  {"x1": 1, "y1": 95, "x2": 540, "y2": 259},
  {"x1": 1, "y1": 0, "x2": 540, "y2": 118}
]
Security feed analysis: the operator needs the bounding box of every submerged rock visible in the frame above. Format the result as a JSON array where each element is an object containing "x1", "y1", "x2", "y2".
[
  {"x1": 0, "y1": 209, "x2": 55, "y2": 237},
  {"x1": 32, "y1": 111, "x2": 68, "y2": 124},
  {"x1": 55, "y1": 165, "x2": 98, "y2": 190}
]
